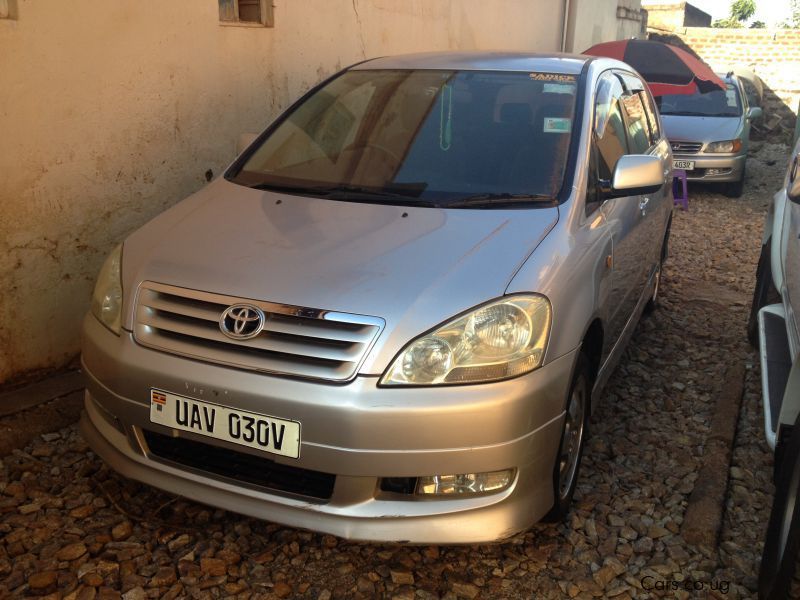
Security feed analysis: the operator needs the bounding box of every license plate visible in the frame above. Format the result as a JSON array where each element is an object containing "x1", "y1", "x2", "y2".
[
  {"x1": 673, "y1": 159, "x2": 695, "y2": 170},
  {"x1": 150, "y1": 389, "x2": 301, "y2": 459}
]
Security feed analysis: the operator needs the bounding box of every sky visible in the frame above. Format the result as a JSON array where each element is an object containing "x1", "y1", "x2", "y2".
[{"x1": 641, "y1": 0, "x2": 793, "y2": 27}]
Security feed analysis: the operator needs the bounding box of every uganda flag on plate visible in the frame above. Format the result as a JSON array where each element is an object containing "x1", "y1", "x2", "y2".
[{"x1": 151, "y1": 390, "x2": 167, "y2": 412}]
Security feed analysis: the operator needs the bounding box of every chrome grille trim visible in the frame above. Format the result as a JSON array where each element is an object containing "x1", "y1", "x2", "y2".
[
  {"x1": 670, "y1": 141, "x2": 703, "y2": 154},
  {"x1": 133, "y1": 282, "x2": 384, "y2": 382}
]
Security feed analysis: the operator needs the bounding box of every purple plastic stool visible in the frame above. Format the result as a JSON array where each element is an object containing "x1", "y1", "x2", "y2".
[{"x1": 673, "y1": 169, "x2": 688, "y2": 210}]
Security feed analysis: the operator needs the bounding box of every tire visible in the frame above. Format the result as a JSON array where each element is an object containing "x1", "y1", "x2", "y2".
[
  {"x1": 748, "y1": 240, "x2": 779, "y2": 347},
  {"x1": 543, "y1": 353, "x2": 591, "y2": 522},
  {"x1": 644, "y1": 223, "x2": 670, "y2": 314},
  {"x1": 759, "y1": 415, "x2": 800, "y2": 600},
  {"x1": 724, "y1": 168, "x2": 746, "y2": 198},
  {"x1": 777, "y1": 426, "x2": 795, "y2": 484}
]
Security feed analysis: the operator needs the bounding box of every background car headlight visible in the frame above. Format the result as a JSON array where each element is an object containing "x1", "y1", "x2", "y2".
[
  {"x1": 705, "y1": 139, "x2": 742, "y2": 153},
  {"x1": 381, "y1": 295, "x2": 551, "y2": 385},
  {"x1": 91, "y1": 244, "x2": 123, "y2": 335}
]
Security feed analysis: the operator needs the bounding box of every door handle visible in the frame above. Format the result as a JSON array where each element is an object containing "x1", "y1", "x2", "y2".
[{"x1": 639, "y1": 197, "x2": 650, "y2": 214}]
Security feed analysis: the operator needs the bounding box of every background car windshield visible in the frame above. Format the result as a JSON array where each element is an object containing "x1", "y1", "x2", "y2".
[
  {"x1": 657, "y1": 82, "x2": 742, "y2": 117},
  {"x1": 234, "y1": 69, "x2": 579, "y2": 205}
]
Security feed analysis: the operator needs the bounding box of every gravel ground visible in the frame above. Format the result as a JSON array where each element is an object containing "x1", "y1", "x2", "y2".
[{"x1": 0, "y1": 143, "x2": 791, "y2": 599}]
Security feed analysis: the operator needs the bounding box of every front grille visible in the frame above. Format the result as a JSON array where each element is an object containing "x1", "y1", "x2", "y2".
[
  {"x1": 670, "y1": 141, "x2": 703, "y2": 154},
  {"x1": 143, "y1": 430, "x2": 336, "y2": 501},
  {"x1": 133, "y1": 282, "x2": 384, "y2": 382}
]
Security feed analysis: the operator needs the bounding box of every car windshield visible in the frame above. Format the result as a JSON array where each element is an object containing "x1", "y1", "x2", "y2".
[
  {"x1": 657, "y1": 82, "x2": 742, "y2": 118},
  {"x1": 230, "y1": 69, "x2": 580, "y2": 207}
]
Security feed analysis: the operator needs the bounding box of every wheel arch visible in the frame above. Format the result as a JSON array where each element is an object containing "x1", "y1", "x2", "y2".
[{"x1": 581, "y1": 318, "x2": 604, "y2": 386}]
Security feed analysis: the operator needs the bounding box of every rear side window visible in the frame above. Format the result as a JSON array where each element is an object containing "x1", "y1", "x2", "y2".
[{"x1": 620, "y1": 92, "x2": 652, "y2": 154}]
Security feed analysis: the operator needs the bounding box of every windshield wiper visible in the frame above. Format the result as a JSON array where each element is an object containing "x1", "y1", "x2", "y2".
[
  {"x1": 249, "y1": 182, "x2": 437, "y2": 206},
  {"x1": 447, "y1": 193, "x2": 555, "y2": 208}
]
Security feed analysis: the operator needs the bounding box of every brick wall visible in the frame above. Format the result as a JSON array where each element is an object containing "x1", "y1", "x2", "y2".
[{"x1": 652, "y1": 27, "x2": 800, "y2": 141}]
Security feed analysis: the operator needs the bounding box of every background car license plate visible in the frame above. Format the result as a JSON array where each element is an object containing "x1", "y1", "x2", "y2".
[
  {"x1": 149, "y1": 389, "x2": 301, "y2": 458},
  {"x1": 673, "y1": 159, "x2": 694, "y2": 170}
]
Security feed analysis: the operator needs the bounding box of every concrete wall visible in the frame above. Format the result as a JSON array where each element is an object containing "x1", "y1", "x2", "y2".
[
  {"x1": 646, "y1": 2, "x2": 711, "y2": 32},
  {"x1": 617, "y1": 0, "x2": 648, "y2": 41},
  {"x1": 0, "y1": 0, "x2": 569, "y2": 384},
  {"x1": 565, "y1": 0, "x2": 646, "y2": 53}
]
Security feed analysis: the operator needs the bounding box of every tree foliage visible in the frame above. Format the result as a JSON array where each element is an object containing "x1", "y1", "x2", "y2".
[
  {"x1": 713, "y1": 0, "x2": 757, "y2": 28},
  {"x1": 786, "y1": 0, "x2": 800, "y2": 28},
  {"x1": 731, "y1": 0, "x2": 756, "y2": 22}
]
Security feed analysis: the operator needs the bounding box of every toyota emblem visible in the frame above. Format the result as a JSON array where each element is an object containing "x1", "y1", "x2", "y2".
[{"x1": 220, "y1": 304, "x2": 265, "y2": 340}]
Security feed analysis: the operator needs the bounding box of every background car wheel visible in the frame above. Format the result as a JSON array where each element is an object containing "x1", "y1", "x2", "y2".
[
  {"x1": 543, "y1": 353, "x2": 591, "y2": 522},
  {"x1": 747, "y1": 239, "x2": 779, "y2": 347},
  {"x1": 724, "y1": 168, "x2": 746, "y2": 198},
  {"x1": 759, "y1": 415, "x2": 800, "y2": 600}
]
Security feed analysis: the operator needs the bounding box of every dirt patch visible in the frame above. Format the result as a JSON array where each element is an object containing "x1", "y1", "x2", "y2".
[{"x1": 0, "y1": 391, "x2": 83, "y2": 457}]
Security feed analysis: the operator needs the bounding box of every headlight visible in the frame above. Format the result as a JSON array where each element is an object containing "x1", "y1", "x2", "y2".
[
  {"x1": 381, "y1": 295, "x2": 551, "y2": 386},
  {"x1": 91, "y1": 244, "x2": 123, "y2": 335},
  {"x1": 705, "y1": 139, "x2": 742, "y2": 153}
]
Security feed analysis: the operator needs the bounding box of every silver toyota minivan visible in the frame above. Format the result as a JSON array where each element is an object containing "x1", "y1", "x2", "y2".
[
  {"x1": 659, "y1": 73, "x2": 761, "y2": 198},
  {"x1": 81, "y1": 52, "x2": 672, "y2": 543}
]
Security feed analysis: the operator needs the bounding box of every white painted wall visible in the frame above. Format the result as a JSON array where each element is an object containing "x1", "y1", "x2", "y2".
[{"x1": 0, "y1": 0, "x2": 570, "y2": 383}]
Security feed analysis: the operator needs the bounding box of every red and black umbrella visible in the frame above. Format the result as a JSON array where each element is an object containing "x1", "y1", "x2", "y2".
[{"x1": 583, "y1": 39, "x2": 726, "y2": 96}]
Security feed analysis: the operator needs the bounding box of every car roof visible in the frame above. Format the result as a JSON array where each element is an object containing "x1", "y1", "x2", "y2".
[{"x1": 352, "y1": 51, "x2": 590, "y2": 74}]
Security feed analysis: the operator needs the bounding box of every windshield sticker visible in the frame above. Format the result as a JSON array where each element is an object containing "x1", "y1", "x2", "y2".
[
  {"x1": 529, "y1": 73, "x2": 577, "y2": 83},
  {"x1": 543, "y1": 117, "x2": 571, "y2": 133},
  {"x1": 543, "y1": 83, "x2": 576, "y2": 95}
]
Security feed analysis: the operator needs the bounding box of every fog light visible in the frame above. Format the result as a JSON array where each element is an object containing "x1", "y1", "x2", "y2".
[
  {"x1": 706, "y1": 168, "x2": 731, "y2": 176},
  {"x1": 416, "y1": 469, "x2": 514, "y2": 495}
]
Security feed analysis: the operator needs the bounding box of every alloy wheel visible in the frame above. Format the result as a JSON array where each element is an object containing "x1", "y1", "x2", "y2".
[{"x1": 558, "y1": 375, "x2": 586, "y2": 499}]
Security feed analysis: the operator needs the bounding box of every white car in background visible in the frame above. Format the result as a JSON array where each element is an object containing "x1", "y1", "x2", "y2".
[{"x1": 748, "y1": 137, "x2": 800, "y2": 600}]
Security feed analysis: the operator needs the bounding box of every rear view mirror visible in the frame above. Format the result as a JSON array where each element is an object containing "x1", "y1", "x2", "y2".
[
  {"x1": 748, "y1": 107, "x2": 763, "y2": 121},
  {"x1": 610, "y1": 155, "x2": 664, "y2": 197},
  {"x1": 236, "y1": 132, "x2": 259, "y2": 156}
]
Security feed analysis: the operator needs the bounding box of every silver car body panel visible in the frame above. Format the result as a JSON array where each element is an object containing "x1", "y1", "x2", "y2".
[{"x1": 82, "y1": 53, "x2": 673, "y2": 543}]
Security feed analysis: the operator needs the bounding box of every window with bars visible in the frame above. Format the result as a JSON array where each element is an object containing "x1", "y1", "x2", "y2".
[{"x1": 219, "y1": 0, "x2": 274, "y2": 27}]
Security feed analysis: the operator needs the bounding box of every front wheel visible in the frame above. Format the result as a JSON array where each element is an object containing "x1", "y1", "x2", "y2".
[
  {"x1": 759, "y1": 415, "x2": 800, "y2": 599},
  {"x1": 543, "y1": 354, "x2": 591, "y2": 522}
]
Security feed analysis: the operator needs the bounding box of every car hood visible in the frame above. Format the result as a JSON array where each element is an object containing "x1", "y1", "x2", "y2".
[
  {"x1": 122, "y1": 179, "x2": 558, "y2": 374},
  {"x1": 660, "y1": 115, "x2": 742, "y2": 145}
]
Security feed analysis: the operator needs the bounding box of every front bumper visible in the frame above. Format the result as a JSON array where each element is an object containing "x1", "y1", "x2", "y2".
[
  {"x1": 81, "y1": 314, "x2": 576, "y2": 543},
  {"x1": 674, "y1": 152, "x2": 746, "y2": 182}
]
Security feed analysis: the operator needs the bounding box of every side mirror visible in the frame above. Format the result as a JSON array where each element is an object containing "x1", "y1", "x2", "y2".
[
  {"x1": 608, "y1": 155, "x2": 664, "y2": 197},
  {"x1": 748, "y1": 107, "x2": 763, "y2": 121},
  {"x1": 236, "y1": 132, "x2": 259, "y2": 156},
  {"x1": 789, "y1": 154, "x2": 800, "y2": 203}
]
